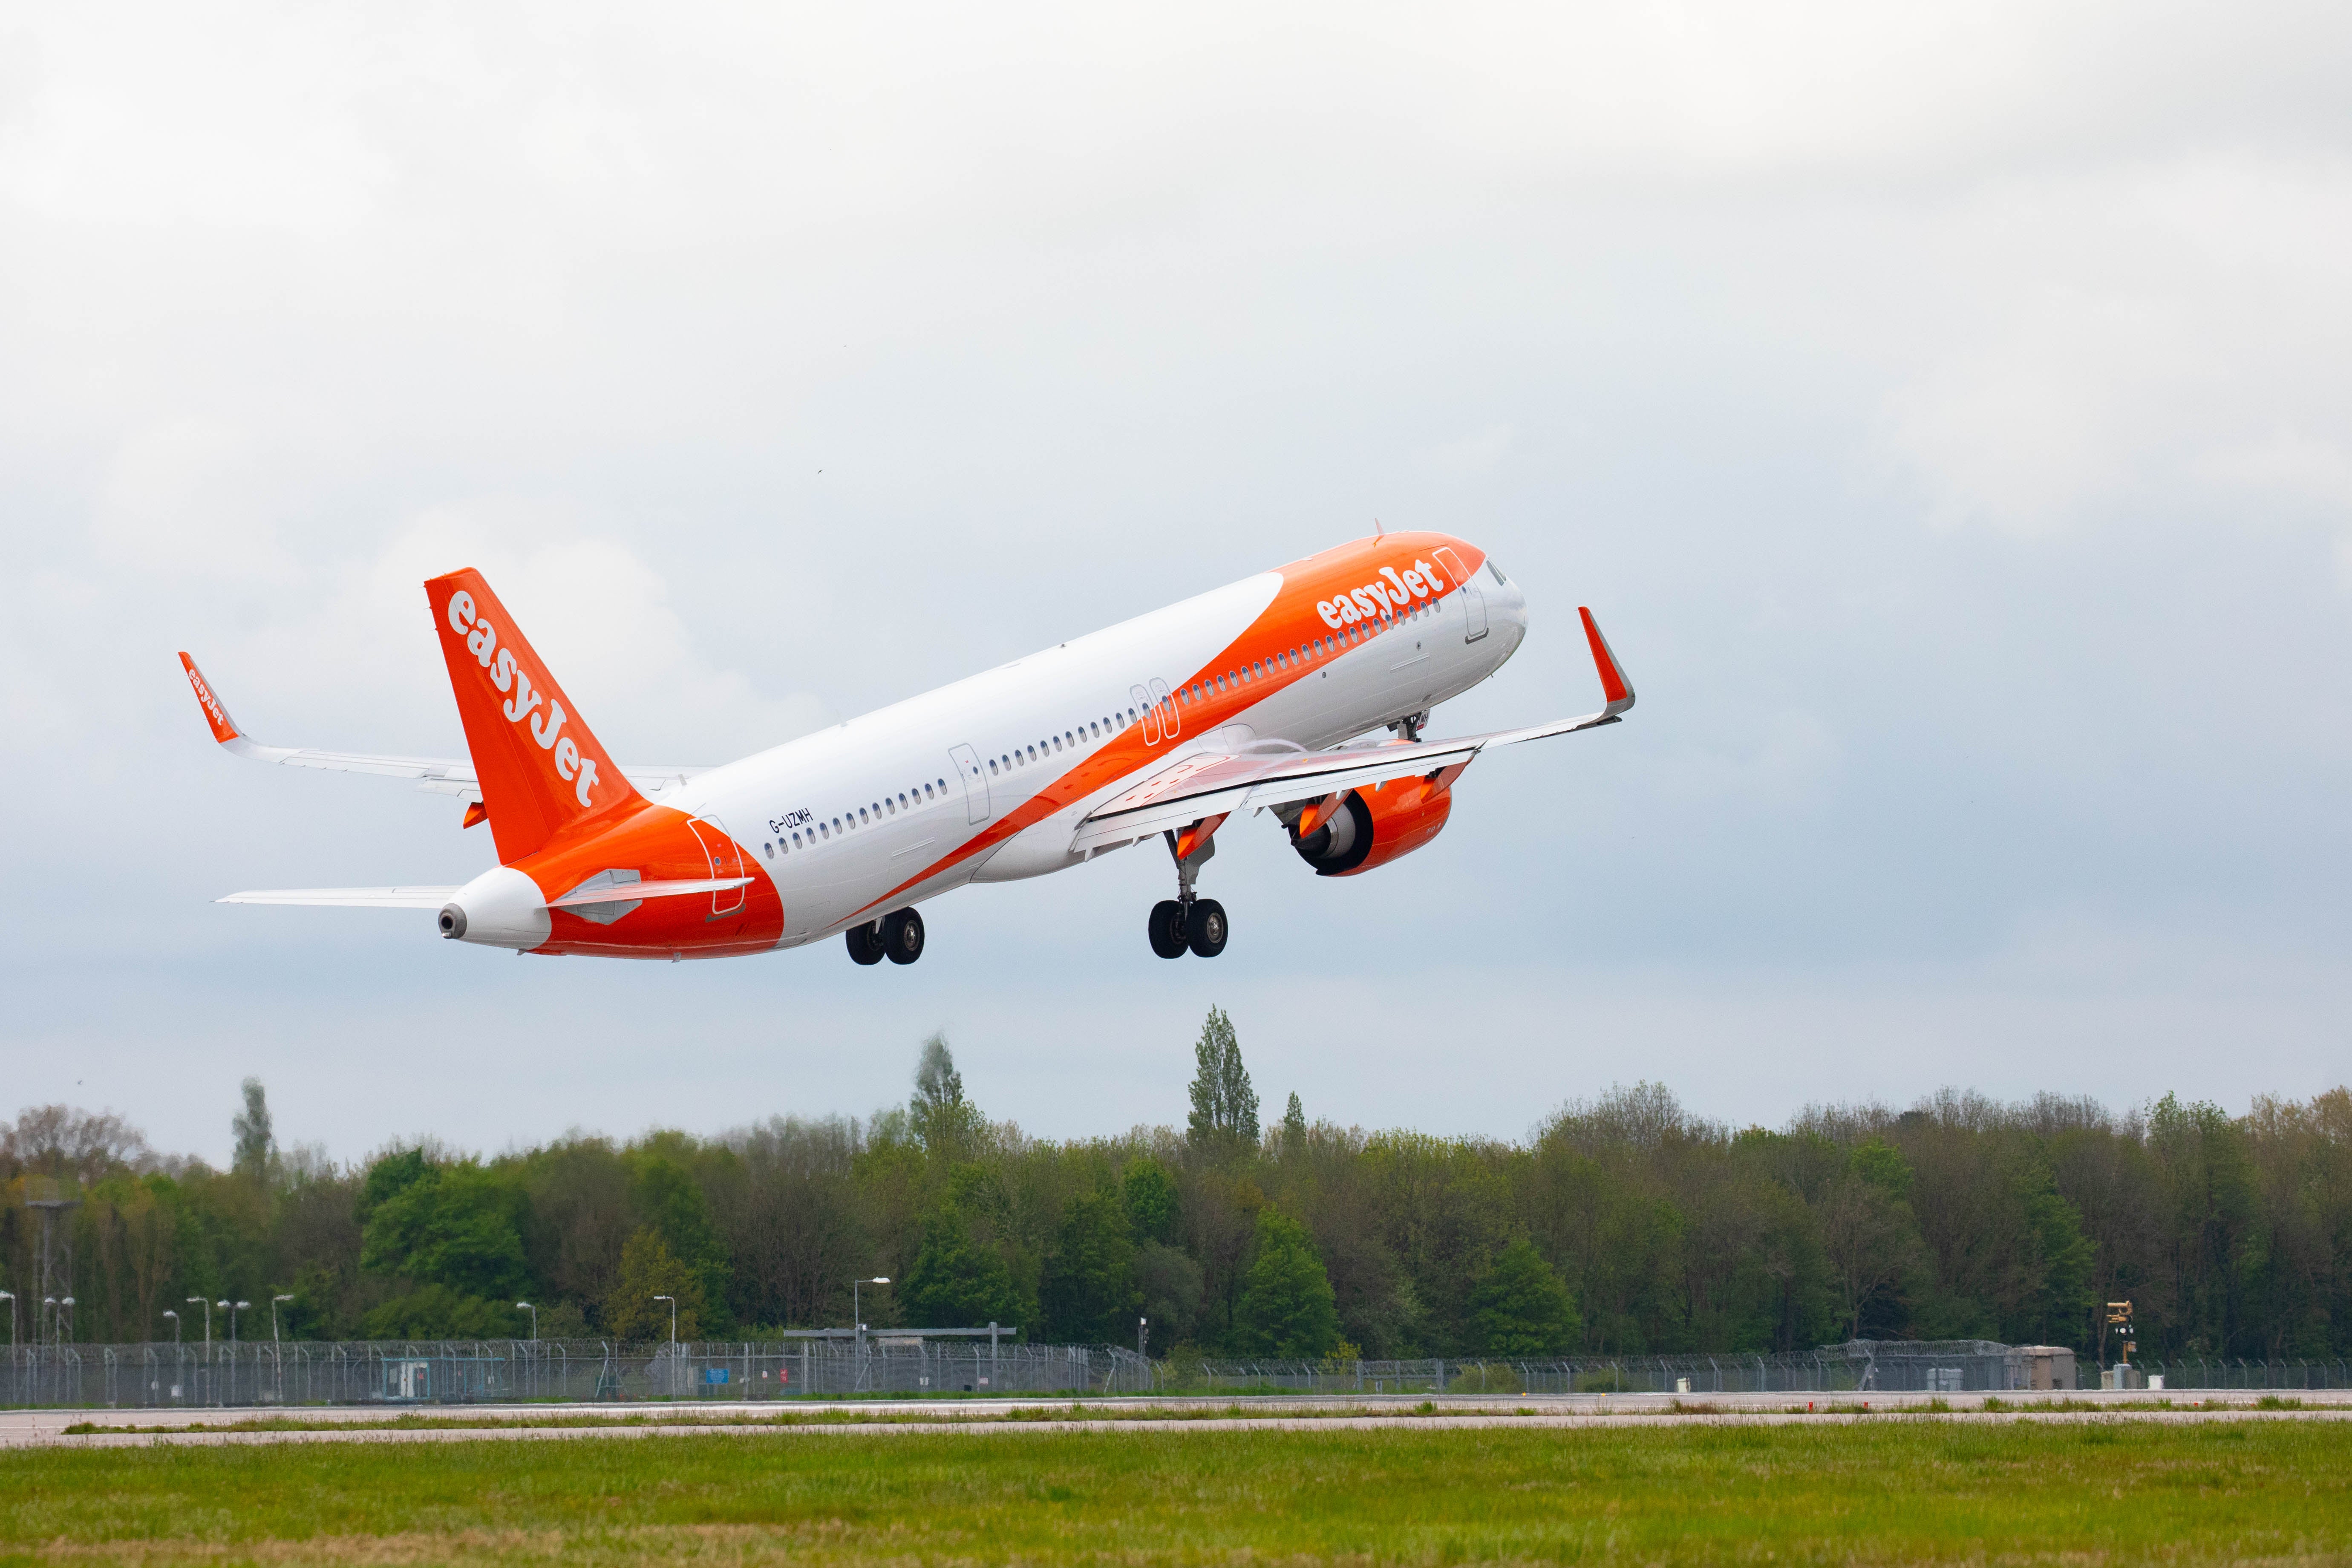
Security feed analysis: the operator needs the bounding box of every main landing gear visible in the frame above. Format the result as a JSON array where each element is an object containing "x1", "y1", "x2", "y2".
[
  {"x1": 1149, "y1": 819, "x2": 1229, "y2": 959},
  {"x1": 846, "y1": 907, "x2": 925, "y2": 966}
]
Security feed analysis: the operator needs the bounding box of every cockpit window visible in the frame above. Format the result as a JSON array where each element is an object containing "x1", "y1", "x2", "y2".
[{"x1": 1487, "y1": 560, "x2": 1506, "y2": 585}]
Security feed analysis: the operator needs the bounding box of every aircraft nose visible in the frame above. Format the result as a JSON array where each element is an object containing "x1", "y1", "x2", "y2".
[{"x1": 1501, "y1": 576, "x2": 1530, "y2": 629}]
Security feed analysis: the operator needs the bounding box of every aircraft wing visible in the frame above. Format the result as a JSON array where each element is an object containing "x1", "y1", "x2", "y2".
[
  {"x1": 1072, "y1": 605, "x2": 1633, "y2": 854},
  {"x1": 179, "y1": 653, "x2": 706, "y2": 801}
]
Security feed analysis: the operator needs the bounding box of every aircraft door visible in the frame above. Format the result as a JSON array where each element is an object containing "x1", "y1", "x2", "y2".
[
  {"x1": 1435, "y1": 548, "x2": 1487, "y2": 643},
  {"x1": 949, "y1": 744, "x2": 990, "y2": 824},
  {"x1": 689, "y1": 817, "x2": 747, "y2": 915},
  {"x1": 1132, "y1": 684, "x2": 1160, "y2": 744},
  {"x1": 1148, "y1": 677, "x2": 1179, "y2": 740}
]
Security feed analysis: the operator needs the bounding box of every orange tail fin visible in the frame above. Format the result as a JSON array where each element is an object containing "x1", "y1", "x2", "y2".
[{"x1": 425, "y1": 570, "x2": 645, "y2": 864}]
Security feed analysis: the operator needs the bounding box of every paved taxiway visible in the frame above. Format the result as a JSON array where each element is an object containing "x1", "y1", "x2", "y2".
[{"x1": 5, "y1": 1390, "x2": 2348, "y2": 1448}]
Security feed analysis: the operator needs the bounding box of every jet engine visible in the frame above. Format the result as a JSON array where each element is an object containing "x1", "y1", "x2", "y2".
[{"x1": 1288, "y1": 776, "x2": 1453, "y2": 876}]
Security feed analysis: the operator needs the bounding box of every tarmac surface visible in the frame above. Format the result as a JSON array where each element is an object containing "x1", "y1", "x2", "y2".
[{"x1": 5, "y1": 1389, "x2": 2349, "y2": 1448}]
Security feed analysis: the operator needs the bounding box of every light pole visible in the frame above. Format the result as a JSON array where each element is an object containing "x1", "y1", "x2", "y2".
[
  {"x1": 1139, "y1": 1316, "x2": 1148, "y2": 1361},
  {"x1": 653, "y1": 1295, "x2": 677, "y2": 1396},
  {"x1": 163, "y1": 1309, "x2": 179, "y2": 1344},
  {"x1": 58, "y1": 1297, "x2": 73, "y2": 1344},
  {"x1": 187, "y1": 1297, "x2": 211, "y2": 1347},
  {"x1": 224, "y1": 1300, "x2": 249, "y2": 1344},
  {"x1": 516, "y1": 1302, "x2": 538, "y2": 1340},
  {"x1": 0, "y1": 1290, "x2": 14, "y2": 1352},
  {"x1": 851, "y1": 1278, "x2": 890, "y2": 1360},
  {"x1": 269, "y1": 1296, "x2": 293, "y2": 1402},
  {"x1": 40, "y1": 1297, "x2": 55, "y2": 1349}
]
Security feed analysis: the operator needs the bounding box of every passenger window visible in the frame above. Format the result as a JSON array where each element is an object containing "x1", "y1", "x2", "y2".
[
  {"x1": 763, "y1": 842, "x2": 773, "y2": 858},
  {"x1": 989, "y1": 760, "x2": 998, "y2": 774}
]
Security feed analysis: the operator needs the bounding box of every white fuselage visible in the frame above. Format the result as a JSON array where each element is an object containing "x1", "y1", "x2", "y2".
[{"x1": 665, "y1": 564, "x2": 1528, "y2": 945}]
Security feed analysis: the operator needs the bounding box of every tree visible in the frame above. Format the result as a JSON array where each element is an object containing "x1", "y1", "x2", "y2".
[
  {"x1": 1041, "y1": 1188, "x2": 1139, "y2": 1343},
  {"x1": 1817, "y1": 1172, "x2": 1920, "y2": 1340},
  {"x1": 1186, "y1": 1007, "x2": 1259, "y2": 1154},
  {"x1": 1134, "y1": 1242, "x2": 1205, "y2": 1354},
  {"x1": 231, "y1": 1079, "x2": 274, "y2": 1181},
  {"x1": 1123, "y1": 1159, "x2": 1180, "y2": 1245},
  {"x1": 1233, "y1": 1207, "x2": 1340, "y2": 1357},
  {"x1": 1281, "y1": 1093, "x2": 1307, "y2": 1154},
  {"x1": 911, "y1": 1033, "x2": 987, "y2": 1162},
  {"x1": 1468, "y1": 1239, "x2": 1580, "y2": 1355},
  {"x1": 903, "y1": 1201, "x2": 1023, "y2": 1328},
  {"x1": 361, "y1": 1284, "x2": 523, "y2": 1339},
  {"x1": 358, "y1": 1158, "x2": 530, "y2": 1301},
  {"x1": 603, "y1": 1227, "x2": 705, "y2": 1340},
  {"x1": 627, "y1": 1147, "x2": 732, "y2": 1332}
]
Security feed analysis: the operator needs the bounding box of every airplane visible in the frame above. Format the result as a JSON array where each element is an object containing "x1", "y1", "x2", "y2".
[{"x1": 182, "y1": 531, "x2": 1633, "y2": 963}]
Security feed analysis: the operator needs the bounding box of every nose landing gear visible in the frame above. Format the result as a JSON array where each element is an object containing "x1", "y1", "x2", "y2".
[{"x1": 1148, "y1": 819, "x2": 1230, "y2": 959}]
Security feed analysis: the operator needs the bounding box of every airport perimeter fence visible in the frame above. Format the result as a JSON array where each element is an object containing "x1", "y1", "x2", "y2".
[
  {"x1": 1183, "y1": 1343, "x2": 2352, "y2": 1397},
  {"x1": 9, "y1": 1338, "x2": 2348, "y2": 1409},
  {"x1": 0, "y1": 1338, "x2": 1155, "y2": 1410}
]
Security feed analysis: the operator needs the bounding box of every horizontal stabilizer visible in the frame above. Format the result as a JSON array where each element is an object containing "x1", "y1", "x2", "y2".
[
  {"x1": 217, "y1": 887, "x2": 460, "y2": 908},
  {"x1": 217, "y1": 879, "x2": 751, "y2": 911},
  {"x1": 546, "y1": 877, "x2": 750, "y2": 909}
]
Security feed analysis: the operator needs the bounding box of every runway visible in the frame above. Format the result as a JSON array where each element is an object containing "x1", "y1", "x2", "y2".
[{"x1": 6, "y1": 1390, "x2": 2349, "y2": 1449}]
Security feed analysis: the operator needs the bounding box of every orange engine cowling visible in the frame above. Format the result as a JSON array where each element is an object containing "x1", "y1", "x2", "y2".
[{"x1": 1290, "y1": 778, "x2": 1453, "y2": 877}]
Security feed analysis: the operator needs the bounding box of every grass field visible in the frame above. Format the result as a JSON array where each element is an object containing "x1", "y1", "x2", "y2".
[{"x1": 5, "y1": 1419, "x2": 2349, "y2": 1565}]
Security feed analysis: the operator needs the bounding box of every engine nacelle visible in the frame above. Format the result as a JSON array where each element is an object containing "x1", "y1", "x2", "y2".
[{"x1": 1290, "y1": 779, "x2": 1453, "y2": 877}]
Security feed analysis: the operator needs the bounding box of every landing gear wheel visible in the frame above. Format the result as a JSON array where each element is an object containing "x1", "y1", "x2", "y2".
[
  {"x1": 1187, "y1": 899, "x2": 1228, "y2": 958},
  {"x1": 845, "y1": 921, "x2": 885, "y2": 965},
  {"x1": 1147, "y1": 899, "x2": 1189, "y2": 959},
  {"x1": 883, "y1": 908, "x2": 925, "y2": 965}
]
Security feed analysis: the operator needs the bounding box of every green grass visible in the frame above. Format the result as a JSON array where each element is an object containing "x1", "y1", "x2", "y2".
[{"x1": 4, "y1": 1420, "x2": 2349, "y2": 1564}]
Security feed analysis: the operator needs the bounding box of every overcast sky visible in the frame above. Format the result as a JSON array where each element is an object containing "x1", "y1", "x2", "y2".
[{"x1": 4, "y1": 2, "x2": 2348, "y2": 1167}]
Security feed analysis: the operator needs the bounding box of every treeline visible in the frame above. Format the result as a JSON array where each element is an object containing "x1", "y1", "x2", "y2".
[{"x1": 3, "y1": 1010, "x2": 2347, "y2": 1360}]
